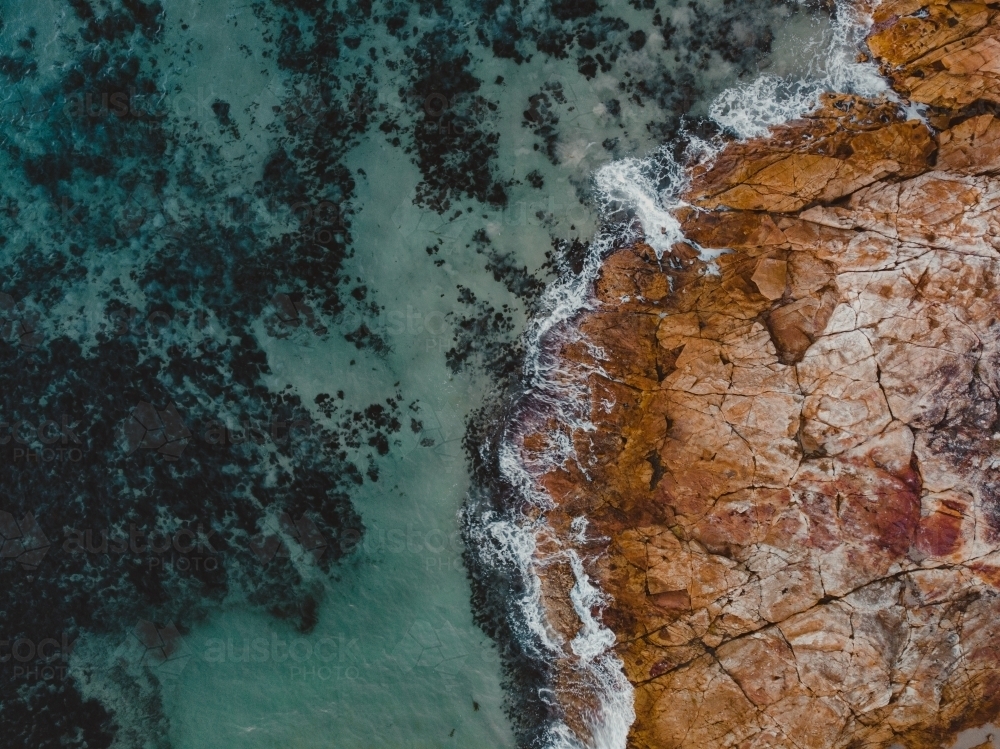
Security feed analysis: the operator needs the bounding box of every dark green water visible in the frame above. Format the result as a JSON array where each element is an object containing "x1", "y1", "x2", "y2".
[{"x1": 0, "y1": 0, "x2": 865, "y2": 746}]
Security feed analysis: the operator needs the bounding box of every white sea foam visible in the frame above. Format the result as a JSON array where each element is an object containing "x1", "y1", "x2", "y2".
[
  {"x1": 567, "y1": 551, "x2": 615, "y2": 661},
  {"x1": 593, "y1": 151, "x2": 686, "y2": 259},
  {"x1": 482, "y1": 513, "x2": 563, "y2": 656},
  {"x1": 473, "y1": 3, "x2": 888, "y2": 748},
  {"x1": 710, "y1": 0, "x2": 888, "y2": 138},
  {"x1": 710, "y1": 74, "x2": 823, "y2": 139}
]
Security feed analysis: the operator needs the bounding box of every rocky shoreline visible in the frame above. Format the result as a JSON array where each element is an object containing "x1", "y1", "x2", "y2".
[{"x1": 475, "y1": 1, "x2": 1000, "y2": 746}]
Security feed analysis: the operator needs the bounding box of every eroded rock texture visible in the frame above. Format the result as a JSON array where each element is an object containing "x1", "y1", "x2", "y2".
[{"x1": 517, "y1": 2, "x2": 1000, "y2": 747}]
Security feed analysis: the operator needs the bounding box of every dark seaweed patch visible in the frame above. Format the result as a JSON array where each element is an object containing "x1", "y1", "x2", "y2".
[
  {"x1": 0, "y1": 0, "x2": 400, "y2": 743},
  {"x1": 403, "y1": 26, "x2": 508, "y2": 211}
]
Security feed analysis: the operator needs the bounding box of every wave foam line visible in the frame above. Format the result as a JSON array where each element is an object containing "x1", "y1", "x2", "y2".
[
  {"x1": 710, "y1": 0, "x2": 888, "y2": 139},
  {"x1": 471, "y1": 2, "x2": 887, "y2": 748}
]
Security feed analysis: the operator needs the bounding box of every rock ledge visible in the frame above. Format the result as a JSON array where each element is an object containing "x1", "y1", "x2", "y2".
[{"x1": 515, "y1": 2, "x2": 1000, "y2": 747}]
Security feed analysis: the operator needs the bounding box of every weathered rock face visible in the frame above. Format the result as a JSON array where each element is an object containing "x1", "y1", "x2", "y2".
[
  {"x1": 514, "y1": 1, "x2": 1000, "y2": 747},
  {"x1": 868, "y1": 0, "x2": 1000, "y2": 112}
]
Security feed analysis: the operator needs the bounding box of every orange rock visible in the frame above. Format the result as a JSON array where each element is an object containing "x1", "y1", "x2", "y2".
[
  {"x1": 683, "y1": 96, "x2": 934, "y2": 212},
  {"x1": 938, "y1": 113, "x2": 1000, "y2": 172},
  {"x1": 869, "y1": 2, "x2": 1000, "y2": 109},
  {"x1": 511, "y1": 2, "x2": 1000, "y2": 747},
  {"x1": 867, "y1": 1, "x2": 991, "y2": 67}
]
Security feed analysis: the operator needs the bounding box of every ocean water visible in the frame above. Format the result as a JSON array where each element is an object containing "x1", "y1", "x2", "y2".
[{"x1": 0, "y1": 0, "x2": 874, "y2": 747}]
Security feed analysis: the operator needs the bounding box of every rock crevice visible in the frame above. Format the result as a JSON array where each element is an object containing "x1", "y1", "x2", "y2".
[{"x1": 515, "y1": 2, "x2": 1000, "y2": 746}]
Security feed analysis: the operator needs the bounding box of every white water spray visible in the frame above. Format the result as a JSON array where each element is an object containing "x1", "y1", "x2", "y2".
[
  {"x1": 710, "y1": 0, "x2": 888, "y2": 138},
  {"x1": 472, "y1": 3, "x2": 888, "y2": 748}
]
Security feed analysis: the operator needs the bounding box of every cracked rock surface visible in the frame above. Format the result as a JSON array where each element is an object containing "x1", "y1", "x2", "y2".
[{"x1": 515, "y1": 1, "x2": 1000, "y2": 746}]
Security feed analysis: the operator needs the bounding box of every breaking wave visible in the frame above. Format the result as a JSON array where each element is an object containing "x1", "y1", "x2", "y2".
[
  {"x1": 464, "y1": 2, "x2": 887, "y2": 747},
  {"x1": 711, "y1": 0, "x2": 888, "y2": 138}
]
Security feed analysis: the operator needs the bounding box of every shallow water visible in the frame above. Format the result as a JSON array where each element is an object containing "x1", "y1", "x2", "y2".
[{"x1": 0, "y1": 0, "x2": 859, "y2": 747}]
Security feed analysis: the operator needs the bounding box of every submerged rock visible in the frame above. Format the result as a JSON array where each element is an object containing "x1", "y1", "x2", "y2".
[{"x1": 507, "y1": 1, "x2": 1000, "y2": 746}]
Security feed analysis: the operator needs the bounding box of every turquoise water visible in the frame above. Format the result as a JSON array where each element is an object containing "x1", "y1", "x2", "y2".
[{"x1": 0, "y1": 0, "x2": 841, "y2": 746}]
